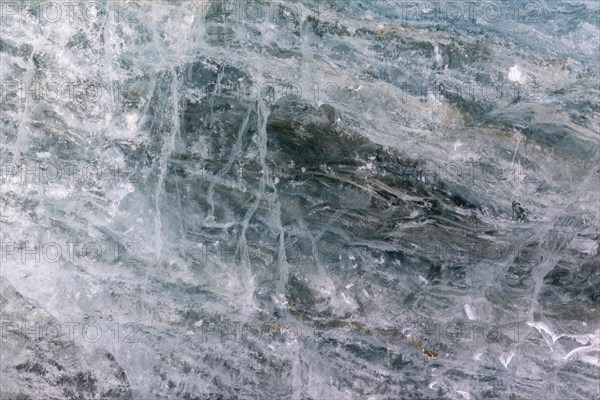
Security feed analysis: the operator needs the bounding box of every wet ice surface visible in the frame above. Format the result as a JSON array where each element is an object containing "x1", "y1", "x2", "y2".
[{"x1": 0, "y1": 1, "x2": 599, "y2": 399}]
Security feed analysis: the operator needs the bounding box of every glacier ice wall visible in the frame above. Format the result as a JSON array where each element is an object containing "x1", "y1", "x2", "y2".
[{"x1": 1, "y1": 1, "x2": 599, "y2": 399}]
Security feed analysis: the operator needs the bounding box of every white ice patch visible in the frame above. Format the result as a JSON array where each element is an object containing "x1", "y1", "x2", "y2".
[
  {"x1": 507, "y1": 64, "x2": 526, "y2": 84},
  {"x1": 527, "y1": 321, "x2": 560, "y2": 350},
  {"x1": 564, "y1": 334, "x2": 600, "y2": 366},
  {"x1": 464, "y1": 304, "x2": 477, "y2": 320},
  {"x1": 358, "y1": 162, "x2": 374, "y2": 171},
  {"x1": 409, "y1": 210, "x2": 421, "y2": 218},
  {"x1": 499, "y1": 352, "x2": 514, "y2": 369},
  {"x1": 46, "y1": 186, "x2": 72, "y2": 200},
  {"x1": 433, "y1": 43, "x2": 444, "y2": 67}
]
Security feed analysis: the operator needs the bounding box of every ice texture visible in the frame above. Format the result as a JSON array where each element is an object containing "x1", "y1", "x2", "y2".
[{"x1": 1, "y1": 1, "x2": 598, "y2": 399}]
